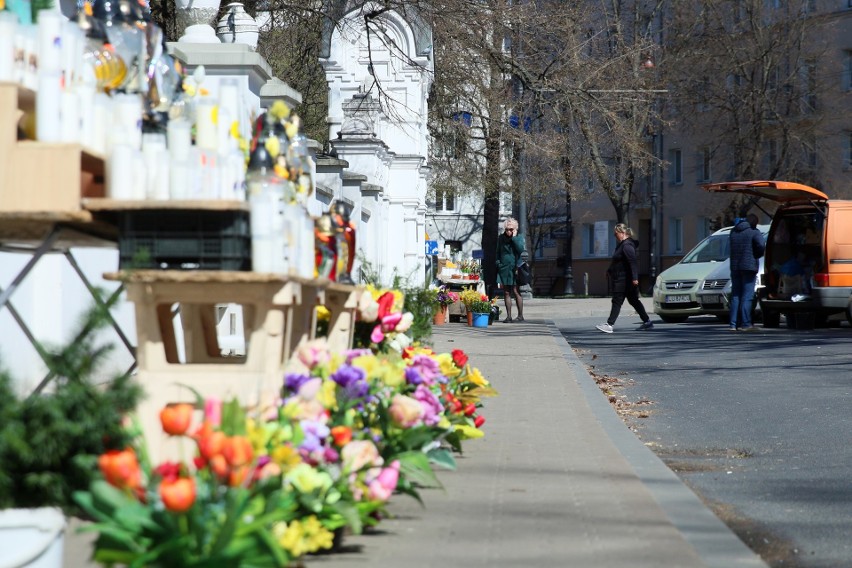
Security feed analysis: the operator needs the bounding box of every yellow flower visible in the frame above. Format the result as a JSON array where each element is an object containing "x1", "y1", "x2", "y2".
[
  {"x1": 438, "y1": 353, "x2": 462, "y2": 379},
  {"x1": 352, "y1": 354, "x2": 379, "y2": 376},
  {"x1": 285, "y1": 121, "x2": 299, "y2": 140},
  {"x1": 465, "y1": 365, "x2": 490, "y2": 387},
  {"x1": 182, "y1": 83, "x2": 197, "y2": 97},
  {"x1": 271, "y1": 444, "x2": 302, "y2": 471},
  {"x1": 211, "y1": 105, "x2": 219, "y2": 125},
  {"x1": 302, "y1": 515, "x2": 335, "y2": 552},
  {"x1": 264, "y1": 136, "x2": 280, "y2": 158},
  {"x1": 229, "y1": 121, "x2": 240, "y2": 139},
  {"x1": 286, "y1": 463, "x2": 332, "y2": 494},
  {"x1": 276, "y1": 519, "x2": 307, "y2": 557},
  {"x1": 320, "y1": 378, "x2": 337, "y2": 409},
  {"x1": 377, "y1": 359, "x2": 405, "y2": 388},
  {"x1": 316, "y1": 305, "x2": 330, "y2": 321},
  {"x1": 270, "y1": 100, "x2": 291, "y2": 121},
  {"x1": 454, "y1": 424, "x2": 485, "y2": 439}
]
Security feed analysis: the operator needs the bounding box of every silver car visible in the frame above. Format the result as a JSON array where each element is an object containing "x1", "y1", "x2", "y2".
[{"x1": 695, "y1": 256, "x2": 767, "y2": 322}]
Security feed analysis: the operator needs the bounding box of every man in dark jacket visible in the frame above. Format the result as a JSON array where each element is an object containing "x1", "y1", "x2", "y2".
[{"x1": 729, "y1": 213, "x2": 766, "y2": 331}]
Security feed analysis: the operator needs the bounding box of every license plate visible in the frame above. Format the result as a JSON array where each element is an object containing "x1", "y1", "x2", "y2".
[
  {"x1": 665, "y1": 294, "x2": 691, "y2": 303},
  {"x1": 700, "y1": 294, "x2": 721, "y2": 304}
]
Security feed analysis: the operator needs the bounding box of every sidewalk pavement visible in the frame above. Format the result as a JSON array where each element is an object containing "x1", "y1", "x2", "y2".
[
  {"x1": 65, "y1": 298, "x2": 769, "y2": 567},
  {"x1": 311, "y1": 297, "x2": 768, "y2": 568}
]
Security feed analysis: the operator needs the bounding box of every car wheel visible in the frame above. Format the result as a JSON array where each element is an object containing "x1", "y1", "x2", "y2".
[
  {"x1": 659, "y1": 315, "x2": 688, "y2": 323},
  {"x1": 763, "y1": 310, "x2": 781, "y2": 328}
]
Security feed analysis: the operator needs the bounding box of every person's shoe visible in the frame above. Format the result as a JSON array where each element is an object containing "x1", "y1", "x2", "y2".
[
  {"x1": 515, "y1": 316, "x2": 525, "y2": 322},
  {"x1": 595, "y1": 323, "x2": 614, "y2": 334},
  {"x1": 501, "y1": 318, "x2": 513, "y2": 323},
  {"x1": 728, "y1": 327, "x2": 739, "y2": 332},
  {"x1": 638, "y1": 321, "x2": 654, "y2": 331}
]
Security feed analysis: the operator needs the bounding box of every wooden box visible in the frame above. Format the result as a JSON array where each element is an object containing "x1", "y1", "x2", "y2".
[{"x1": 0, "y1": 83, "x2": 105, "y2": 213}]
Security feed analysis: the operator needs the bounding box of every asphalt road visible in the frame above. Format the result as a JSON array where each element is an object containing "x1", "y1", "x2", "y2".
[{"x1": 558, "y1": 314, "x2": 852, "y2": 568}]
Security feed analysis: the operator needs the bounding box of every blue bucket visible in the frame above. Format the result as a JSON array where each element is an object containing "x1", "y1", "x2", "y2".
[{"x1": 472, "y1": 312, "x2": 490, "y2": 328}]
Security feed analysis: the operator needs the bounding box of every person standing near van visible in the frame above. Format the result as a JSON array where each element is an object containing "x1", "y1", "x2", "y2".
[
  {"x1": 728, "y1": 213, "x2": 766, "y2": 331},
  {"x1": 596, "y1": 224, "x2": 653, "y2": 333},
  {"x1": 496, "y1": 217, "x2": 525, "y2": 322}
]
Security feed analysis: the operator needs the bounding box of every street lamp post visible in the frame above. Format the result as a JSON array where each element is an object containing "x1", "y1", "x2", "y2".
[{"x1": 563, "y1": 190, "x2": 574, "y2": 295}]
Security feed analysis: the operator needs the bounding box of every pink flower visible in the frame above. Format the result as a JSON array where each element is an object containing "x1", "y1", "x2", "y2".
[
  {"x1": 389, "y1": 394, "x2": 424, "y2": 428},
  {"x1": 395, "y1": 312, "x2": 414, "y2": 332},
  {"x1": 371, "y1": 325, "x2": 385, "y2": 343},
  {"x1": 367, "y1": 460, "x2": 400, "y2": 501},
  {"x1": 413, "y1": 384, "x2": 443, "y2": 426},
  {"x1": 204, "y1": 397, "x2": 222, "y2": 427},
  {"x1": 294, "y1": 339, "x2": 331, "y2": 370}
]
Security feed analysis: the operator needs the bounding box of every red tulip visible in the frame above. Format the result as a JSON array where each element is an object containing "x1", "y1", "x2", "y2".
[
  {"x1": 464, "y1": 403, "x2": 477, "y2": 416},
  {"x1": 451, "y1": 349, "x2": 468, "y2": 368},
  {"x1": 98, "y1": 448, "x2": 142, "y2": 490},
  {"x1": 222, "y1": 436, "x2": 253, "y2": 467},
  {"x1": 159, "y1": 403, "x2": 194, "y2": 436},
  {"x1": 159, "y1": 477, "x2": 196, "y2": 512},
  {"x1": 377, "y1": 292, "x2": 396, "y2": 319},
  {"x1": 474, "y1": 415, "x2": 486, "y2": 428},
  {"x1": 330, "y1": 425, "x2": 353, "y2": 447}
]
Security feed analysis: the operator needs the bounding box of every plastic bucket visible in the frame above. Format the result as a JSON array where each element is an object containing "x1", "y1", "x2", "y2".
[
  {"x1": 0, "y1": 507, "x2": 65, "y2": 568},
  {"x1": 472, "y1": 312, "x2": 489, "y2": 328}
]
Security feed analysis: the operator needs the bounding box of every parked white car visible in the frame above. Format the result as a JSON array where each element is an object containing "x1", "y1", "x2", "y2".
[
  {"x1": 652, "y1": 225, "x2": 769, "y2": 323},
  {"x1": 695, "y1": 256, "x2": 767, "y2": 322}
]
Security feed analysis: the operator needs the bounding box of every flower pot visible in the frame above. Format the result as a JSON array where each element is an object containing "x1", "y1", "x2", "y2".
[
  {"x1": 472, "y1": 312, "x2": 489, "y2": 328},
  {"x1": 466, "y1": 311, "x2": 473, "y2": 326},
  {"x1": 433, "y1": 307, "x2": 447, "y2": 326},
  {"x1": 0, "y1": 507, "x2": 65, "y2": 568}
]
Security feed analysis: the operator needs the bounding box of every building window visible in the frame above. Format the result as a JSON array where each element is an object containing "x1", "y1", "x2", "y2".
[
  {"x1": 697, "y1": 147, "x2": 711, "y2": 182},
  {"x1": 582, "y1": 224, "x2": 595, "y2": 256},
  {"x1": 804, "y1": 139, "x2": 818, "y2": 169},
  {"x1": 435, "y1": 187, "x2": 455, "y2": 211},
  {"x1": 668, "y1": 149, "x2": 683, "y2": 185},
  {"x1": 843, "y1": 51, "x2": 852, "y2": 92},
  {"x1": 668, "y1": 217, "x2": 683, "y2": 254}
]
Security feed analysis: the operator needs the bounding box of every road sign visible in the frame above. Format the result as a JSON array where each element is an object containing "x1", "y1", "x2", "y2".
[
  {"x1": 471, "y1": 249, "x2": 483, "y2": 259},
  {"x1": 425, "y1": 240, "x2": 439, "y2": 255}
]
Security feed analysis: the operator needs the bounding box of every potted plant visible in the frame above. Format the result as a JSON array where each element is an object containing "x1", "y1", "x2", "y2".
[
  {"x1": 433, "y1": 285, "x2": 458, "y2": 325},
  {"x1": 0, "y1": 300, "x2": 142, "y2": 568},
  {"x1": 457, "y1": 288, "x2": 481, "y2": 326},
  {"x1": 469, "y1": 299, "x2": 492, "y2": 328}
]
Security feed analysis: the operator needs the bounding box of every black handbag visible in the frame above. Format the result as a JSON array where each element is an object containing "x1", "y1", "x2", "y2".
[{"x1": 515, "y1": 261, "x2": 532, "y2": 286}]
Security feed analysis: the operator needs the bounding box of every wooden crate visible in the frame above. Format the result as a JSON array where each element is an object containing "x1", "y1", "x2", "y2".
[{"x1": 0, "y1": 83, "x2": 105, "y2": 213}]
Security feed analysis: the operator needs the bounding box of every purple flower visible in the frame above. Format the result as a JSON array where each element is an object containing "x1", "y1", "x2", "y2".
[
  {"x1": 344, "y1": 348, "x2": 373, "y2": 363},
  {"x1": 284, "y1": 373, "x2": 312, "y2": 393},
  {"x1": 299, "y1": 419, "x2": 330, "y2": 453},
  {"x1": 331, "y1": 364, "x2": 366, "y2": 388},
  {"x1": 410, "y1": 355, "x2": 444, "y2": 385},
  {"x1": 413, "y1": 384, "x2": 444, "y2": 426},
  {"x1": 405, "y1": 366, "x2": 423, "y2": 385}
]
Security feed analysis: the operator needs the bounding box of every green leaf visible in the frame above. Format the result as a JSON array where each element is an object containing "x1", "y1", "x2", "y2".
[
  {"x1": 221, "y1": 399, "x2": 247, "y2": 436},
  {"x1": 426, "y1": 447, "x2": 457, "y2": 471},
  {"x1": 395, "y1": 451, "x2": 442, "y2": 489},
  {"x1": 330, "y1": 500, "x2": 362, "y2": 534}
]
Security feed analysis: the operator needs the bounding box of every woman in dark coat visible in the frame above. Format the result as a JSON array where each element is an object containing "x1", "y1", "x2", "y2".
[
  {"x1": 496, "y1": 217, "x2": 525, "y2": 322},
  {"x1": 596, "y1": 223, "x2": 653, "y2": 333}
]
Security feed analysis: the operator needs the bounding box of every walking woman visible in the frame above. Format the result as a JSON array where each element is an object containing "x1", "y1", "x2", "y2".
[
  {"x1": 496, "y1": 217, "x2": 525, "y2": 322},
  {"x1": 596, "y1": 223, "x2": 653, "y2": 333}
]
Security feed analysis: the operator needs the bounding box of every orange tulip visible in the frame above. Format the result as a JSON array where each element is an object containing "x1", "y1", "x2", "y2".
[
  {"x1": 330, "y1": 425, "x2": 353, "y2": 447},
  {"x1": 159, "y1": 403, "x2": 194, "y2": 436},
  {"x1": 159, "y1": 477, "x2": 196, "y2": 512},
  {"x1": 208, "y1": 454, "x2": 229, "y2": 479},
  {"x1": 98, "y1": 448, "x2": 142, "y2": 490},
  {"x1": 197, "y1": 430, "x2": 226, "y2": 461},
  {"x1": 228, "y1": 464, "x2": 251, "y2": 487},
  {"x1": 222, "y1": 436, "x2": 253, "y2": 467}
]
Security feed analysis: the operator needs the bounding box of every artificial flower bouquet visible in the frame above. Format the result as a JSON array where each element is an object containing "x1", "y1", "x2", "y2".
[
  {"x1": 74, "y1": 340, "x2": 496, "y2": 567},
  {"x1": 435, "y1": 285, "x2": 459, "y2": 309},
  {"x1": 458, "y1": 287, "x2": 481, "y2": 310}
]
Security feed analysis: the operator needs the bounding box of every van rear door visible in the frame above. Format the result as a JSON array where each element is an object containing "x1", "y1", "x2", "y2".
[
  {"x1": 702, "y1": 180, "x2": 828, "y2": 202},
  {"x1": 825, "y1": 203, "x2": 852, "y2": 288}
]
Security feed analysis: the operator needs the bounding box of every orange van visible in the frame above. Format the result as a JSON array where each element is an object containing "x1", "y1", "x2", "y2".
[{"x1": 703, "y1": 180, "x2": 852, "y2": 327}]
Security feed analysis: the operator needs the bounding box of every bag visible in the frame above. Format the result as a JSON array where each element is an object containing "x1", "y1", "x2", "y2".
[{"x1": 515, "y1": 261, "x2": 532, "y2": 286}]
